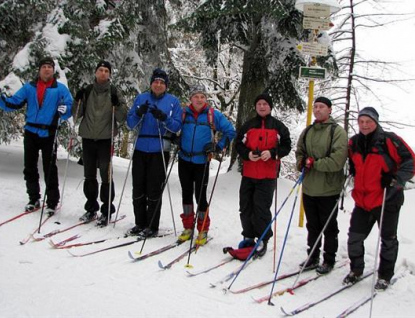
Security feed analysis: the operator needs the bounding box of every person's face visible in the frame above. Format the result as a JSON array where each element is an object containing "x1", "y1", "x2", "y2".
[
  {"x1": 39, "y1": 64, "x2": 54, "y2": 82},
  {"x1": 255, "y1": 99, "x2": 271, "y2": 117},
  {"x1": 95, "y1": 67, "x2": 110, "y2": 84},
  {"x1": 151, "y1": 80, "x2": 167, "y2": 97},
  {"x1": 190, "y1": 93, "x2": 207, "y2": 111},
  {"x1": 358, "y1": 116, "x2": 377, "y2": 135},
  {"x1": 313, "y1": 102, "x2": 331, "y2": 122}
]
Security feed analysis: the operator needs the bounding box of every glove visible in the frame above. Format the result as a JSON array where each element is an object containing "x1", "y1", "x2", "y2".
[
  {"x1": 381, "y1": 173, "x2": 394, "y2": 188},
  {"x1": 203, "y1": 142, "x2": 214, "y2": 154},
  {"x1": 111, "y1": 93, "x2": 119, "y2": 106},
  {"x1": 57, "y1": 105, "x2": 67, "y2": 114},
  {"x1": 150, "y1": 108, "x2": 167, "y2": 121},
  {"x1": 74, "y1": 89, "x2": 84, "y2": 102},
  {"x1": 305, "y1": 157, "x2": 314, "y2": 170},
  {"x1": 136, "y1": 101, "x2": 149, "y2": 117}
]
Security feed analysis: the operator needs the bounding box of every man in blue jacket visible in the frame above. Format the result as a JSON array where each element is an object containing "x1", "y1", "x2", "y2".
[
  {"x1": 126, "y1": 68, "x2": 182, "y2": 238},
  {"x1": 0, "y1": 57, "x2": 73, "y2": 215},
  {"x1": 177, "y1": 84, "x2": 235, "y2": 246}
]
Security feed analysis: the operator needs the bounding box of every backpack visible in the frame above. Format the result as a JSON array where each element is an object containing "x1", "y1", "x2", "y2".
[
  {"x1": 303, "y1": 123, "x2": 338, "y2": 158},
  {"x1": 83, "y1": 84, "x2": 118, "y2": 107}
]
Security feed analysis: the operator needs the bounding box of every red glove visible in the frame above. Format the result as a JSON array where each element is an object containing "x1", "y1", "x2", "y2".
[{"x1": 305, "y1": 157, "x2": 314, "y2": 170}]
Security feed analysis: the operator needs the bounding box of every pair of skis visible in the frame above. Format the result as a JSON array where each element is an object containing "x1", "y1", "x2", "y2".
[{"x1": 0, "y1": 207, "x2": 40, "y2": 227}]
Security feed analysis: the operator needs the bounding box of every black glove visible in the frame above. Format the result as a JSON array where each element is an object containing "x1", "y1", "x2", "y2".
[
  {"x1": 381, "y1": 173, "x2": 394, "y2": 188},
  {"x1": 171, "y1": 134, "x2": 181, "y2": 147},
  {"x1": 75, "y1": 88, "x2": 85, "y2": 102},
  {"x1": 111, "y1": 93, "x2": 119, "y2": 106},
  {"x1": 150, "y1": 108, "x2": 167, "y2": 121},
  {"x1": 203, "y1": 142, "x2": 220, "y2": 154},
  {"x1": 136, "y1": 101, "x2": 149, "y2": 117}
]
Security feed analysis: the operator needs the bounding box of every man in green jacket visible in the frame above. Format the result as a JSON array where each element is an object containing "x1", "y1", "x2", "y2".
[
  {"x1": 73, "y1": 61, "x2": 128, "y2": 227},
  {"x1": 295, "y1": 96, "x2": 348, "y2": 274}
]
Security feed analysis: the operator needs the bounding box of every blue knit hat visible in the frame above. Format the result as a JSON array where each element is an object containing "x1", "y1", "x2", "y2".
[{"x1": 150, "y1": 68, "x2": 169, "y2": 86}]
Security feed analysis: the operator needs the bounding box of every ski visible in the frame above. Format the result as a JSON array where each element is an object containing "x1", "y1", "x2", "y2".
[
  {"x1": 186, "y1": 257, "x2": 235, "y2": 277},
  {"x1": 280, "y1": 271, "x2": 374, "y2": 316},
  {"x1": 253, "y1": 260, "x2": 349, "y2": 303},
  {"x1": 335, "y1": 274, "x2": 402, "y2": 318},
  {"x1": 47, "y1": 215, "x2": 127, "y2": 248},
  {"x1": 19, "y1": 213, "x2": 54, "y2": 245},
  {"x1": 0, "y1": 207, "x2": 40, "y2": 227},
  {"x1": 66, "y1": 231, "x2": 173, "y2": 257},
  {"x1": 128, "y1": 241, "x2": 183, "y2": 262},
  {"x1": 48, "y1": 234, "x2": 81, "y2": 248},
  {"x1": 31, "y1": 217, "x2": 98, "y2": 241},
  {"x1": 210, "y1": 259, "x2": 254, "y2": 288},
  {"x1": 158, "y1": 237, "x2": 213, "y2": 270},
  {"x1": 230, "y1": 268, "x2": 302, "y2": 294}
]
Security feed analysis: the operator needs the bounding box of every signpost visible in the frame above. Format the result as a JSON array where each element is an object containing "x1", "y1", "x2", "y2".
[{"x1": 295, "y1": 0, "x2": 340, "y2": 227}]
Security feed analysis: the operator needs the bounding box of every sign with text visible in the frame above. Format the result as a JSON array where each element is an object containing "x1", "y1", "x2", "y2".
[
  {"x1": 299, "y1": 67, "x2": 326, "y2": 79},
  {"x1": 297, "y1": 42, "x2": 328, "y2": 56},
  {"x1": 304, "y1": 3, "x2": 330, "y2": 18},
  {"x1": 303, "y1": 16, "x2": 331, "y2": 30}
]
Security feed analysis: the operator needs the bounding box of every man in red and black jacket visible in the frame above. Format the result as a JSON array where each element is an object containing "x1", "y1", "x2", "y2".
[
  {"x1": 235, "y1": 93, "x2": 291, "y2": 257},
  {"x1": 344, "y1": 107, "x2": 415, "y2": 290}
]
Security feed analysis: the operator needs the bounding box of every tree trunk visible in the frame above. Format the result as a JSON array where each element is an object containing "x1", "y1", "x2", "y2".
[{"x1": 230, "y1": 20, "x2": 268, "y2": 169}]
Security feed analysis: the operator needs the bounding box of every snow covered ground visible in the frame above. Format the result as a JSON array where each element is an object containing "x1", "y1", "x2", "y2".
[{"x1": 0, "y1": 139, "x2": 414, "y2": 318}]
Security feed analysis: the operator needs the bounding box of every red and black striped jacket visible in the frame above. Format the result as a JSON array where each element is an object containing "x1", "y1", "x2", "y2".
[
  {"x1": 236, "y1": 114, "x2": 291, "y2": 179},
  {"x1": 349, "y1": 127, "x2": 415, "y2": 211}
]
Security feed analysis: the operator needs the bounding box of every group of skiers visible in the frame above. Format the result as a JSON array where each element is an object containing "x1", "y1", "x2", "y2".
[{"x1": 1, "y1": 57, "x2": 415, "y2": 291}]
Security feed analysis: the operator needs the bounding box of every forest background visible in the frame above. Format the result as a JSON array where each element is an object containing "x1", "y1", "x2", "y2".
[{"x1": 1, "y1": 0, "x2": 415, "y2": 177}]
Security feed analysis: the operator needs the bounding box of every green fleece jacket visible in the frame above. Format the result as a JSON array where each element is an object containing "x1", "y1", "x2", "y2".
[
  {"x1": 75, "y1": 81, "x2": 127, "y2": 140},
  {"x1": 295, "y1": 117, "x2": 348, "y2": 196}
]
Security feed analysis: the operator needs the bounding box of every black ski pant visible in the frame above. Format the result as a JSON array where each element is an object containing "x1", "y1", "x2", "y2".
[
  {"x1": 347, "y1": 190, "x2": 403, "y2": 281},
  {"x1": 132, "y1": 150, "x2": 169, "y2": 231},
  {"x1": 82, "y1": 138, "x2": 115, "y2": 216},
  {"x1": 23, "y1": 130, "x2": 59, "y2": 208},
  {"x1": 178, "y1": 158, "x2": 210, "y2": 231},
  {"x1": 303, "y1": 193, "x2": 340, "y2": 265},
  {"x1": 239, "y1": 177, "x2": 274, "y2": 242}
]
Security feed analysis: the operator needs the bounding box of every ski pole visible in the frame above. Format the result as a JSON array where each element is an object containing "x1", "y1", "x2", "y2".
[
  {"x1": 273, "y1": 159, "x2": 281, "y2": 273},
  {"x1": 113, "y1": 118, "x2": 143, "y2": 227},
  {"x1": 291, "y1": 174, "x2": 352, "y2": 288},
  {"x1": 184, "y1": 148, "x2": 212, "y2": 266},
  {"x1": 226, "y1": 170, "x2": 306, "y2": 291},
  {"x1": 267, "y1": 179, "x2": 301, "y2": 305},
  {"x1": 106, "y1": 106, "x2": 116, "y2": 225},
  {"x1": 138, "y1": 146, "x2": 179, "y2": 253},
  {"x1": 191, "y1": 148, "x2": 226, "y2": 259},
  {"x1": 157, "y1": 122, "x2": 176, "y2": 236},
  {"x1": 38, "y1": 118, "x2": 62, "y2": 233},
  {"x1": 60, "y1": 100, "x2": 81, "y2": 208},
  {"x1": 369, "y1": 187, "x2": 387, "y2": 318}
]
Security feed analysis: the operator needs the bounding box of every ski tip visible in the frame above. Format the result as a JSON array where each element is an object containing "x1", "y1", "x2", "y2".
[
  {"x1": 280, "y1": 306, "x2": 292, "y2": 316},
  {"x1": 186, "y1": 270, "x2": 194, "y2": 277},
  {"x1": 157, "y1": 260, "x2": 166, "y2": 270}
]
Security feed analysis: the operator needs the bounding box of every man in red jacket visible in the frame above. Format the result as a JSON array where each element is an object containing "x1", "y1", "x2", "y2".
[
  {"x1": 344, "y1": 107, "x2": 415, "y2": 290},
  {"x1": 235, "y1": 93, "x2": 291, "y2": 257}
]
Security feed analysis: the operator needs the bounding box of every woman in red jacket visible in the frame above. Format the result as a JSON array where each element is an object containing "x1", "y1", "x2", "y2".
[{"x1": 344, "y1": 107, "x2": 415, "y2": 290}]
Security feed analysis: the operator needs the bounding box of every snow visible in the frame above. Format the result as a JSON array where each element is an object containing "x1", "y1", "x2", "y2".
[{"x1": 1, "y1": 139, "x2": 414, "y2": 318}]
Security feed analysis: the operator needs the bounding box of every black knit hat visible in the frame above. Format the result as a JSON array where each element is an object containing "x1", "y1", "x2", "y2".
[
  {"x1": 254, "y1": 93, "x2": 273, "y2": 109},
  {"x1": 38, "y1": 56, "x2": 55, "y2": 69},
  {"x1": 358, "y1": 107, "x2": 379, "y2": 124},
  {"x1": 150, "y1": 68, "x2": 169, "y2": 86},
  {"x1": 314, "y1": 96, "x2": 332, "y2": 108},
  {"x1": 95, "y1": 60, "x2": 112, "y2": 74}
]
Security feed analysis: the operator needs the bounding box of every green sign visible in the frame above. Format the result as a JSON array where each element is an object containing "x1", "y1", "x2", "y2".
[{"x1": 299, "y1": 67, "x2": 326, "y2": 80}]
